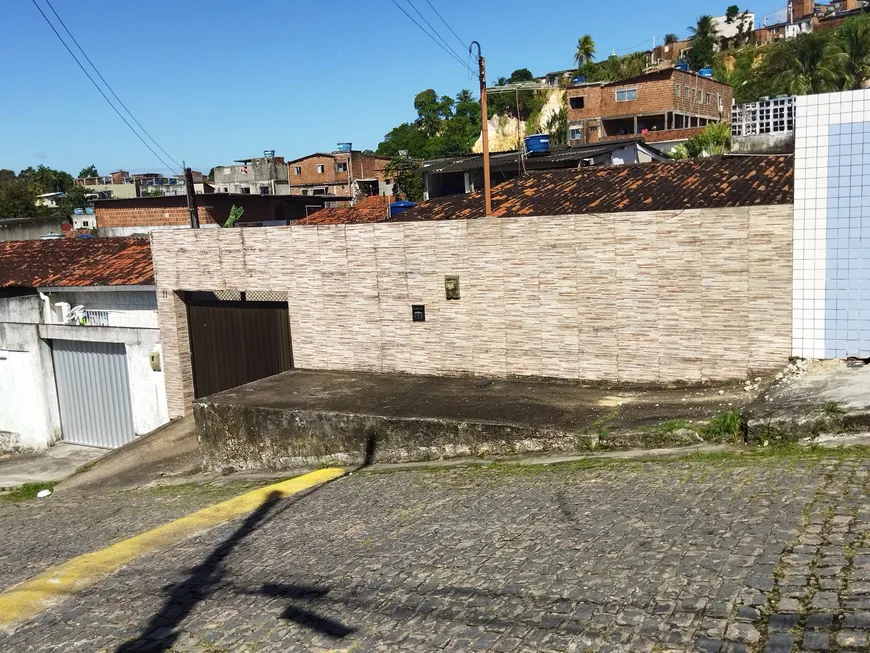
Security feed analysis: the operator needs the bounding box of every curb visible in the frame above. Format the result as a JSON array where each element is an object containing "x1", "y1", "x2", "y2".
[{"x1": 0, "y1": 467, "x2": 345, "y2": 632}]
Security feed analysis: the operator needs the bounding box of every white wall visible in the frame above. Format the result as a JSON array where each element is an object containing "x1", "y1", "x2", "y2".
[
  {"x1": 99, "y1": 224, "x2": 220, "y2": 238},
  {"x1": 610, "y1": 145, "x2": 640, "y2": 165},
  {"x1": 0, "y1": 291, "x2": 169, "y2": 450},
  {"x1": 712, "y1": 13, "x2": 755, "y2": 40},
  {"x1": 44, "y1": 289, "x2": 159, "y2": 329},
  {"x1": 0, "y1": 323, "x2": 60, "y2": 451},
  {"x1": 39, "y1": 324, "x2": 169, "y2": 436},
  {"x1": 0, "y1": 295, "x2": 42, "y2": 323}
]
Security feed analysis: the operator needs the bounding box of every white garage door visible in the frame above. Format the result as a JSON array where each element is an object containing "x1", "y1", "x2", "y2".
[{"x1": 52, "y1": 340, "x2": 135, "y2": 448}]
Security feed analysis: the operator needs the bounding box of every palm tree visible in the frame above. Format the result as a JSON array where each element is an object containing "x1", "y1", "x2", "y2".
[
  {"x1": 664, "y1": 34, "x2": 680, "y2": 45},
  {"x1": 774, "y1": 33, "x2": 840, "y2": 95},
  {"x1": 455, "y1": 89, "x2": 474, "y2": 103},
  {"x1": 834, "y1": 17, "x2": 870, "y2": 90},
  {"x1": 688, "y1": 15, "x2": 716, "y2": 41},
  {"x1": 574, "y1": 34, "x2": 596, "y2": 67}
]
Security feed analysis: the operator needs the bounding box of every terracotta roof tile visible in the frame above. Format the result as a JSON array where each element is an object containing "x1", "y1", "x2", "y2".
[
  {"x1": 0, "y1": 237, "x2": 154, "y2": 288},
  {"x1": 296, "y1": 195, "x2": 394, "y2": 226},
  {"x1": 394, "y1": 156, "x2": 793, "y2": 223}
]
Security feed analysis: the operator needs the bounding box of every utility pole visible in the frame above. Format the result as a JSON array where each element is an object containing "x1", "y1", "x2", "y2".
[
  {"x1": 515, "y1": 86, "x2": 522, "y2": 180},
  {"x1": 470, "y1": 41, "x2": 492, "y2": 216},
  {"x1": 184, "y1": 162, "x2": 199, "y2": 229}
]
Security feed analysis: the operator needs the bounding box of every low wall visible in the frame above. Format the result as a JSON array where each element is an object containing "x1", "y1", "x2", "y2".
[
  {"x1": 194, "y1": 402, "x2": 567, "y2": 470},
  {"x1": 732, "y1": 133, "x2": 795, "y2": 154},
  {"x1": 154, "y1": 205, "x2": 794, "y2": 419}
]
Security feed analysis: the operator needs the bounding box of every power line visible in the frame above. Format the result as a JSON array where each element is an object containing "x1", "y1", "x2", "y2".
[
  {"x1": 422, "y1": 0, "x2": 467, "y2": 52},
  {"x1": 43, "y1": 0, "x2": 183, "y2": 174},
  {"x1": 614, "y1": 36, "x2": 655, "y2": 54},
  {"x1": 389, "y1": 0, "x2": 476, "y2": 76},
  {"x1": 405, "y1": 0, "x2": 466, "y2": 64},
  {"x1": 28, "y1": 0, "x2": 180, "y2": 175}
]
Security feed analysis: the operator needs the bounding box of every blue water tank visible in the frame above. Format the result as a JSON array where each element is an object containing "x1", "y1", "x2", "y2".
[
  {"x1": 699, "y1": 68, "x2": 713, "y2": 78},
  {"x1": 525, "y1": 134, "x2": 550, "y2": 154},
  {"x1": 389, "y1": 200, "x2": 416, "y2": 217},
  {"x1": 336, "y1": 143, "x2": 353, "y2": 152},
  {"x1": 572, "y1": 75, "x2": 587, "y2": 85},
  {"x1": 675, "y1": 62, "x2": 689, "y2": 72}
]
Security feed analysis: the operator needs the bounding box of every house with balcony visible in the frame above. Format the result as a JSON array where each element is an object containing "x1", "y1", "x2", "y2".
[
  {"x1": 0, "y1": 237, "x2": 167, "y2": 452},
  {"x1": 287, "y1": 149, "x2": 392, "y2": 198},
  {"x1": 565, "y1": 69, "x2": 733, "y2": 147},
  {"x1": 212, "y1": 156, "x2": 290, "y2": 195}
]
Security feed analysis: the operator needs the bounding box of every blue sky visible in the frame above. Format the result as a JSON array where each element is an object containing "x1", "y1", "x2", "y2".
[{"x1": 0, "y1": 0, "x2": 788, "y2": 176}]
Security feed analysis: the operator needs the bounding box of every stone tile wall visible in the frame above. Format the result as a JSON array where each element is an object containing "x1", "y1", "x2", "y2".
[{"x1": 153, "y1": 206, "x2": 793, "y2": 418}]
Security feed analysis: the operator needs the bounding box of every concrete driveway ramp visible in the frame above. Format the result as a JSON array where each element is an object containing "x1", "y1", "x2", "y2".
[
  {"x1": 58, "y1": 416, "x2": 201, "y2": 494},
  {"x1": 194, "y1": 370, "x2": 746, "y2": 472}
]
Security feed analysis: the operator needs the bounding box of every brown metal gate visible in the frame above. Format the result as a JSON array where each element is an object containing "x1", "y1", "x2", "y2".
[{"x1": 186, "y1": 297, "x2": 292, "y2": 398}]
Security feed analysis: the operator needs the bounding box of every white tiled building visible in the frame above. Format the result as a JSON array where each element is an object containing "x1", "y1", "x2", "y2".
[{"x1": 793, "y1": 89, "x2": 870, "y2": 359}]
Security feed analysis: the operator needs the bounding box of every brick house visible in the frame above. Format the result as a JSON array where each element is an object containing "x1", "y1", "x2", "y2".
[
  {"x1": 93, "y1": 194, "x2": 332, "y2": 235},
  {"x1": 287, "y1": 151, "x2": 392, "y2": 198},
  {"x1": 565, "y1": 69, "x2": 733, "y2": 145},
  {"x1": 751, "y1": 0, "x2": 864, "y2": 42},
  {"x1": 648, "y1": 40, "x2": 693, "y2": 67}
]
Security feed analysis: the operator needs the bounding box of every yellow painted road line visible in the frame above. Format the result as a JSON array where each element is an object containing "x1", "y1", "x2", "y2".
[{"x1": 0, "y1": 467, "x2": 346, "y2": 631}]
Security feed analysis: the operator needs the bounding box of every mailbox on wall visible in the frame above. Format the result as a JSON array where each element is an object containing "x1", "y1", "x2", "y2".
[{"x1": 445, "y1": 275, "x2": 460, "y2": 300}]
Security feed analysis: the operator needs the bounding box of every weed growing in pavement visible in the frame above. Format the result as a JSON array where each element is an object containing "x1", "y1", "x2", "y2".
[
  {"x1": 653, "y1": 420, "x2": 695, "y2": 434},
  {"x1": 821, "y1": 401, "x2": 846, "y2": 415},
  {"x1": 0, "y1": 481, "x2": 57, "y2": 502},
  {"x1": 701, "y1": 410, "x2": 743, "y2": 442}
]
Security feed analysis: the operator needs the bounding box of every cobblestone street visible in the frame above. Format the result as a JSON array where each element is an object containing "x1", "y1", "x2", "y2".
[{"x1": 2, "y1": 452, "x2": 870, "y2": 652}]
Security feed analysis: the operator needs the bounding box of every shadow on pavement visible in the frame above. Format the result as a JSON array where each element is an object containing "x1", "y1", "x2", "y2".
[
  {"x1": 252, "y1": 583, "x2": 356, "y2": 638},
  {"x1": 115, "y1": 435, "x2": 378, "y2": 652}
]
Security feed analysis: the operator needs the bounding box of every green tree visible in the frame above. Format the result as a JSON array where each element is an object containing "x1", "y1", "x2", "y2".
[
  {"x1": 664, "y1": 34, "x2": 679, "y2": 45},
  {"x1": 725, "y1": 5, "x2": 740, "y2": 22},
  {"x1": 774, "y1": 33, "x2": 840, "y2": 95},
  {"x1": 686, "y1": 15, "x2": 716, "y2": 70},
  {"x1": 670, "y1": 122, "x2": 732, "y2": 158},
  {"x1": 574, "y1": 34, "x2": 596, "y2": 67},
  {"x1": 455, "y1": 89, "x2": 474, "y2": 104},
  {"x1": 689, "y1": 15, "x2": 716, "y2": 40},
  {"x1": 54, "y1": 185, "x2": 90, "y2": 217},
  {"x1": 78, "y1": 165, "x2": 98, "y2": 178},
  {"x1": 30, "y1": 165, "x2": 74, "y2": 194},
  {"x1": 384, "y1": 155, "x2": 423, "y2": 202},
  {"x1": 0, "y1": 178, "x2": 39, "y2": 218},
  {"x1": 834, "y1": 14, "x2": 870, "y2": 90},
  {"x1": 544, "y1": 107, "x2": 568, "y2": 146},
  {"x1": 414, "y1": 89, "x2": 454, "y2": 137},
  {"x1": 376, "y1": 122, "x2": 430, "y2": 159},
  {"x1": 488, "y1": 69, "x2": 545, "y2": 121}
]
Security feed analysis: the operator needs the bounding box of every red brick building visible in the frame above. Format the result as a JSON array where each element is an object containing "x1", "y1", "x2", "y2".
[
  {"x1": 287, "y1": 151, "x2": 392, "y2": 198},
  {"x1": 565, "y1": 69, "x2": 733, "y2": 145},
  {"x1": 93, "y1": 194, "x2": 332, "y2": 234}
]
